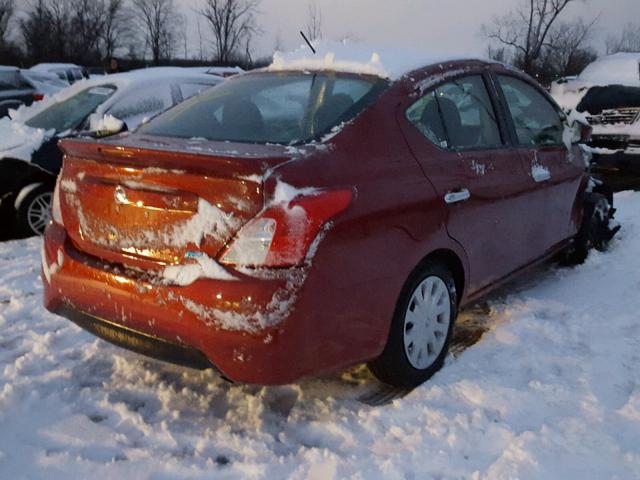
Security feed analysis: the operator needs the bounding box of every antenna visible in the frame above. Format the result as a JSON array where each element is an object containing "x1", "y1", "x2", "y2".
[{"x1": 300, "y1": 31, "x2": 316, "y2": 54}]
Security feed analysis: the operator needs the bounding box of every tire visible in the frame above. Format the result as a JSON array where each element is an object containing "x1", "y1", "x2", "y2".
[
  {"x1": 368, "y1": 261, "x2": 457, "y2": 389},
  {"x1": 561, "y1": 192, "x2": 619, "y2": 266},
  {"x1": 16, "y1": 184, "x2": 53, "y2": 237}
]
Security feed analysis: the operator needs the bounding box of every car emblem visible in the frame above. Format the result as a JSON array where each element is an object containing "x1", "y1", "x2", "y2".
[{"x1": 114, "y1": 185, "x2": 128, "y2": 205}]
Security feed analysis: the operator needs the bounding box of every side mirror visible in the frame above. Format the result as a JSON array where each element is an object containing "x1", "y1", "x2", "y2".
[{"x1": 86, "y1": 113, "x2": 128, "y2": 138}]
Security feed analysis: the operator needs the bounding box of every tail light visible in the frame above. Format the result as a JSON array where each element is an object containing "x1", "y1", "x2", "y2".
[
  {"x1": 220, "y1": 189, "x2": 352, "y2": 267},
  {"x1": 33, "y1": 93, "x2": 45, "y2": 102},
  {"x1": 580, "y1": 123, "x2": 593, "y2": 143}
]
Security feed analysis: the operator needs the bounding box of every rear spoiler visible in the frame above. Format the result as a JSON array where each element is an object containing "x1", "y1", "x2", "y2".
[{"x1": 59, "y1": 138, "x2": 289, "y2": 180}]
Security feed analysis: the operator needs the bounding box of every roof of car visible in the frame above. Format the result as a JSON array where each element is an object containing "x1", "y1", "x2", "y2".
[
  {"x1": 0, "y1": 65, "x2": 19, "y2": 72},
  {"x1": 9, "y1": 68, "x2": 222, "y2": 125},
  {"x1": 268, "y1": 40, "x2": 487, "y2": 80},
  {"x1": 30, "y1": 63, "x2": 84, "y2": 72},
  {"x1": 579, "y1": 53, "x2": 640, "y2": 86}
]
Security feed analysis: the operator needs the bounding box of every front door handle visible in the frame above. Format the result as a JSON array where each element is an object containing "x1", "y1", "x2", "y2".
[
  {"x1": 532, "y1": 167, "x2": 551, "y2": 183},
  {"x1": 445, "y1": 189, "x2": 471, "y2": 204}
]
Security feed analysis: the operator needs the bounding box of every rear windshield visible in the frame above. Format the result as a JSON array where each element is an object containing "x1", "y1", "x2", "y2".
[
  {"x1": 25, "y1": 85, "x2": 116, "y2": 133},
  {"x1": 140, "y1": 72, "x2": 388, "y2": 144},
  {"x1": 577, "y1": 85, "x2": 640, "y2": 114},
  {"x1": 0, "y1": 71, "x2": 31, "y2": 90}
]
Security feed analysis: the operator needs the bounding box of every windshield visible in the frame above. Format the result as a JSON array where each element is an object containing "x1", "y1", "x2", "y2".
[
  {"x1": 577, "y1": 85, "x2": 640, "y2": 114},
  {"x1": 25, "y1": 85, "x2": 117, "y2": 133},
  {"x1": 140, "y1": 72, "x2": 388, "y2": 144}
]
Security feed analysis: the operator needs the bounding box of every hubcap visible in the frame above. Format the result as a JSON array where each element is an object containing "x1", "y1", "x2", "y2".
[
  {"x1": 403, "y1": 276, "x2": 451, "y2": 370},
  {"x1": 26, "y1": 192, "x2": 52, "y2": 235}
]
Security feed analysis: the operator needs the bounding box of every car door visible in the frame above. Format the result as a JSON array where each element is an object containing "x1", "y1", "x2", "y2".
[
  {"x1": 399, "y1": 73, "x2": 536, "y2": 293},
  {"x1": 107, "y1": 82, "x2": 174, "y2": 130},
  {"x1": 494, "y1": 74, "x2": 585, "y2": 251}
]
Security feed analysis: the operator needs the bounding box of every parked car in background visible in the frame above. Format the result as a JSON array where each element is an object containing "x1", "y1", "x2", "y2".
[
  {"x1": 189, "y1": 66, "x2": 244, "y2": 77},
  {"x1": 551, "y1": 53, "x2": 640, "y2": 189},
  {"x1": 0, "y1": 68, "x2": 222, "y2": 236},
  {"x1": 0, "y1": 66, "x2": 47, "y2": 118},
  {"x1": 30, "y1": 63, "x2": 89, "y2": 85},
  {"x1": 42, "y1": 44, "x2": 618, "y2": 389},
  {"x1": 20, "y1": 69, "x2": 68, "y2": 97}
]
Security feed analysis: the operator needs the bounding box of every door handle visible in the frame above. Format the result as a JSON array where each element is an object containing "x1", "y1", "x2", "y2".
[
  {"x1": 532, "y1": 167, "x2": 551, "y2": 183},
  {"x1": 444, "y1": 189, "x2": 471, "y2": 204}
]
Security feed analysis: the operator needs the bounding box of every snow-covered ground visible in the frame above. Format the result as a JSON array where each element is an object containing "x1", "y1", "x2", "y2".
[{"x1": 1, "y1": 193, "x2": 640, "y2": 479}]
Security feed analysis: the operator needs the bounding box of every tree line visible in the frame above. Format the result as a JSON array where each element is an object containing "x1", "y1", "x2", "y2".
[
  {"x1": 0, "y1": 0, "x2": 265, "y2": 68},
  {"x1": 483, "y1": 0, "x2": 640, "y2": 85}
]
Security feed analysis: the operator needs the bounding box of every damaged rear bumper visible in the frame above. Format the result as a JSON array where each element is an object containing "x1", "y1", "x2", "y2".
[{"x1": 42, "y1": 223, "x2": 316, "y2": 384}]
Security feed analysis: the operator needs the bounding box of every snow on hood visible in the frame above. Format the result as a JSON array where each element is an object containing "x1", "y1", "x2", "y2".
[
  {"x1": 579, "y1": 53, "x2": 640, "y2": 87},
  {"x1": 268, "y1": 40, "x2": 476, "y2": 80},
  {"x1": 0, "y1": 117, "x2": 54, "y2": 162}
]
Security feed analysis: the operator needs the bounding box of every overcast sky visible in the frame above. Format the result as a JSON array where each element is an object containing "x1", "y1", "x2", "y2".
[{"x1": 175, "y1": 0, "x2": 639, "y2": 60}]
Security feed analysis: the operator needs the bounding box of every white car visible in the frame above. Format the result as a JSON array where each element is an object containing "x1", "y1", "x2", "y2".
[
  {"x1": 551, "y1": 53, "x2": 640, "y2": 185},
  {"x1": 20, "y1": 70, "x2": 68, "y2": 96},
  {"x1": 0, "y1": 68, "x2": 223, "y2": 236},
  {"x1": 30, "y1": 63, "x2": 89, "y2": 85}
]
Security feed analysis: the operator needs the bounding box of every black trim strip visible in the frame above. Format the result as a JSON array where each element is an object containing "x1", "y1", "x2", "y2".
[{"x1": 55, "y1": 305, "x2": 213, "y2": 370}]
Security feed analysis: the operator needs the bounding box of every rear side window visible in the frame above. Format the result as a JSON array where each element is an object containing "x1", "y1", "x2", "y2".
[
  {"x1": 179, "y1": 82, "x2": 215, "y2": 100},
  {"x1": 140, "y1": 72, "x2": 388, "y2": 145},
  {"x1": 406, "y1": 75, "x2": 503, "y2": 150},
  {"x1": 497, "y1": 75, "x2": 564, "y2": 146}
]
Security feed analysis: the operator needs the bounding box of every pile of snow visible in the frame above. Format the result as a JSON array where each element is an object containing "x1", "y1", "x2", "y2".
[
  {"x1": 580, "y1": 52, "x2": 640, "y2": 87},
  {"x1": 269, "y1": 40, "x2": 474, "y2": 80},
  {"x1": 0, "y1": 117, "x2": 53, "y2": 162},
  {"x1": 1, "y1": 192, "x2": 640, "y2": 478},
  {"x1": 551, "y1": 53, "x2": 640, "y2": 111}
]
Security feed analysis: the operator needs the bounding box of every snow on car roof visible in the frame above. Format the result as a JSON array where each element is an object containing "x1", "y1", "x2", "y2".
[
  {"x1": 268, "y1": 40, "x2": 480, "y2": 80},
  {"x1": 30, "y1": 63, "x2": 83, "y2": 72},
  {"x1": 0, "y1": 65, "x2": 19, "y2": 72},
  {"x1": 10, "y1": 67, "x2": 221, "y2": 124},
  {"x1": 579, "y1": 53, "x2": 640, "y2": 86}
]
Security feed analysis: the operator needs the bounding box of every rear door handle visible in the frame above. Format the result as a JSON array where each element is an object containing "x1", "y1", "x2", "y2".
[{"x1": 444, "y1": 189, "x2": 471, "y2": 204}]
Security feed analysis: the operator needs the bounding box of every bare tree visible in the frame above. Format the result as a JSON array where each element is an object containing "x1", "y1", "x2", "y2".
[
  {"x1": 606, "y1": 23, "x2": 640, "y2": 54},
  {"x1": 200, "y1": 0, "x2": 260, "y2": 64},
  {"x1": 305, "y1": 1, "x2": 322, "y2": 41},
  {"x1": 101, "y1": 0, "x2": 133, "y2": 61},
  {"x1": 545, "y1": 16, "x2": 598, "y2": 75},
  {"x1": 0, "y1": 0, "x2": 13, "y2": 46},
  {"x1": 131, "y1": 0, "x2": 177, "y2": 64},
  {"x1": 68, "y1": 0, "x2": 107, "y2": 64},
  {"x1": 482, "y1": 0, "x2": 581, "y2": 75}
]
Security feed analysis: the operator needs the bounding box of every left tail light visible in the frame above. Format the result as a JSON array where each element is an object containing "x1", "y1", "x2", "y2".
[
  {"x1": 220, "y1": 189, "x2": 352, "y2": 267},
  {"x1": 33, "y1": 93, "x2": 45, "y2": 102}
]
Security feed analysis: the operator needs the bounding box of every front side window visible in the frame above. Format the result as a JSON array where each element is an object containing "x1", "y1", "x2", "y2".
[
  {"x1": 25, "y1": 85, "x2": 116, "y2": 133},
  {"x1": 406, "y1": 75, "x2": 503, "y2": 150},
  {"x1": 140, "y1": 72, "x2": 388, "y2": 145},
  {"x1": 498, "y1": 75, "x2": 564, "y2": 146}
]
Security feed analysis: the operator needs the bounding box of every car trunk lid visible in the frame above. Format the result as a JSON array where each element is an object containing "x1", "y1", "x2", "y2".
[{"x1": 57, "y1": 136, "x2": 293, "y2": 270}]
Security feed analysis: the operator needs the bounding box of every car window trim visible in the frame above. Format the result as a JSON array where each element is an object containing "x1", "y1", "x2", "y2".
[{"x1": 490, "y1": 71, "x2": 567, "y2": 149}]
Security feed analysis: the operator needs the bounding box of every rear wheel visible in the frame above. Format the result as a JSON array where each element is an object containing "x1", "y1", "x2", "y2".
[
  {"x1": 369, "y1": 262, "x2": 457, "y2": 388},
  {"x1": 16, "y1": 185, "x2": 53, "y2": 236},
  {"x1": 561, "y1": 193, "x2": 620, "y2": 265}
]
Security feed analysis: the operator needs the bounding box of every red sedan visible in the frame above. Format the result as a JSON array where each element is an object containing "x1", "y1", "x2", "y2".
[{"x1": 42, "y1": 57, "x2": 617, "y2": 387}]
